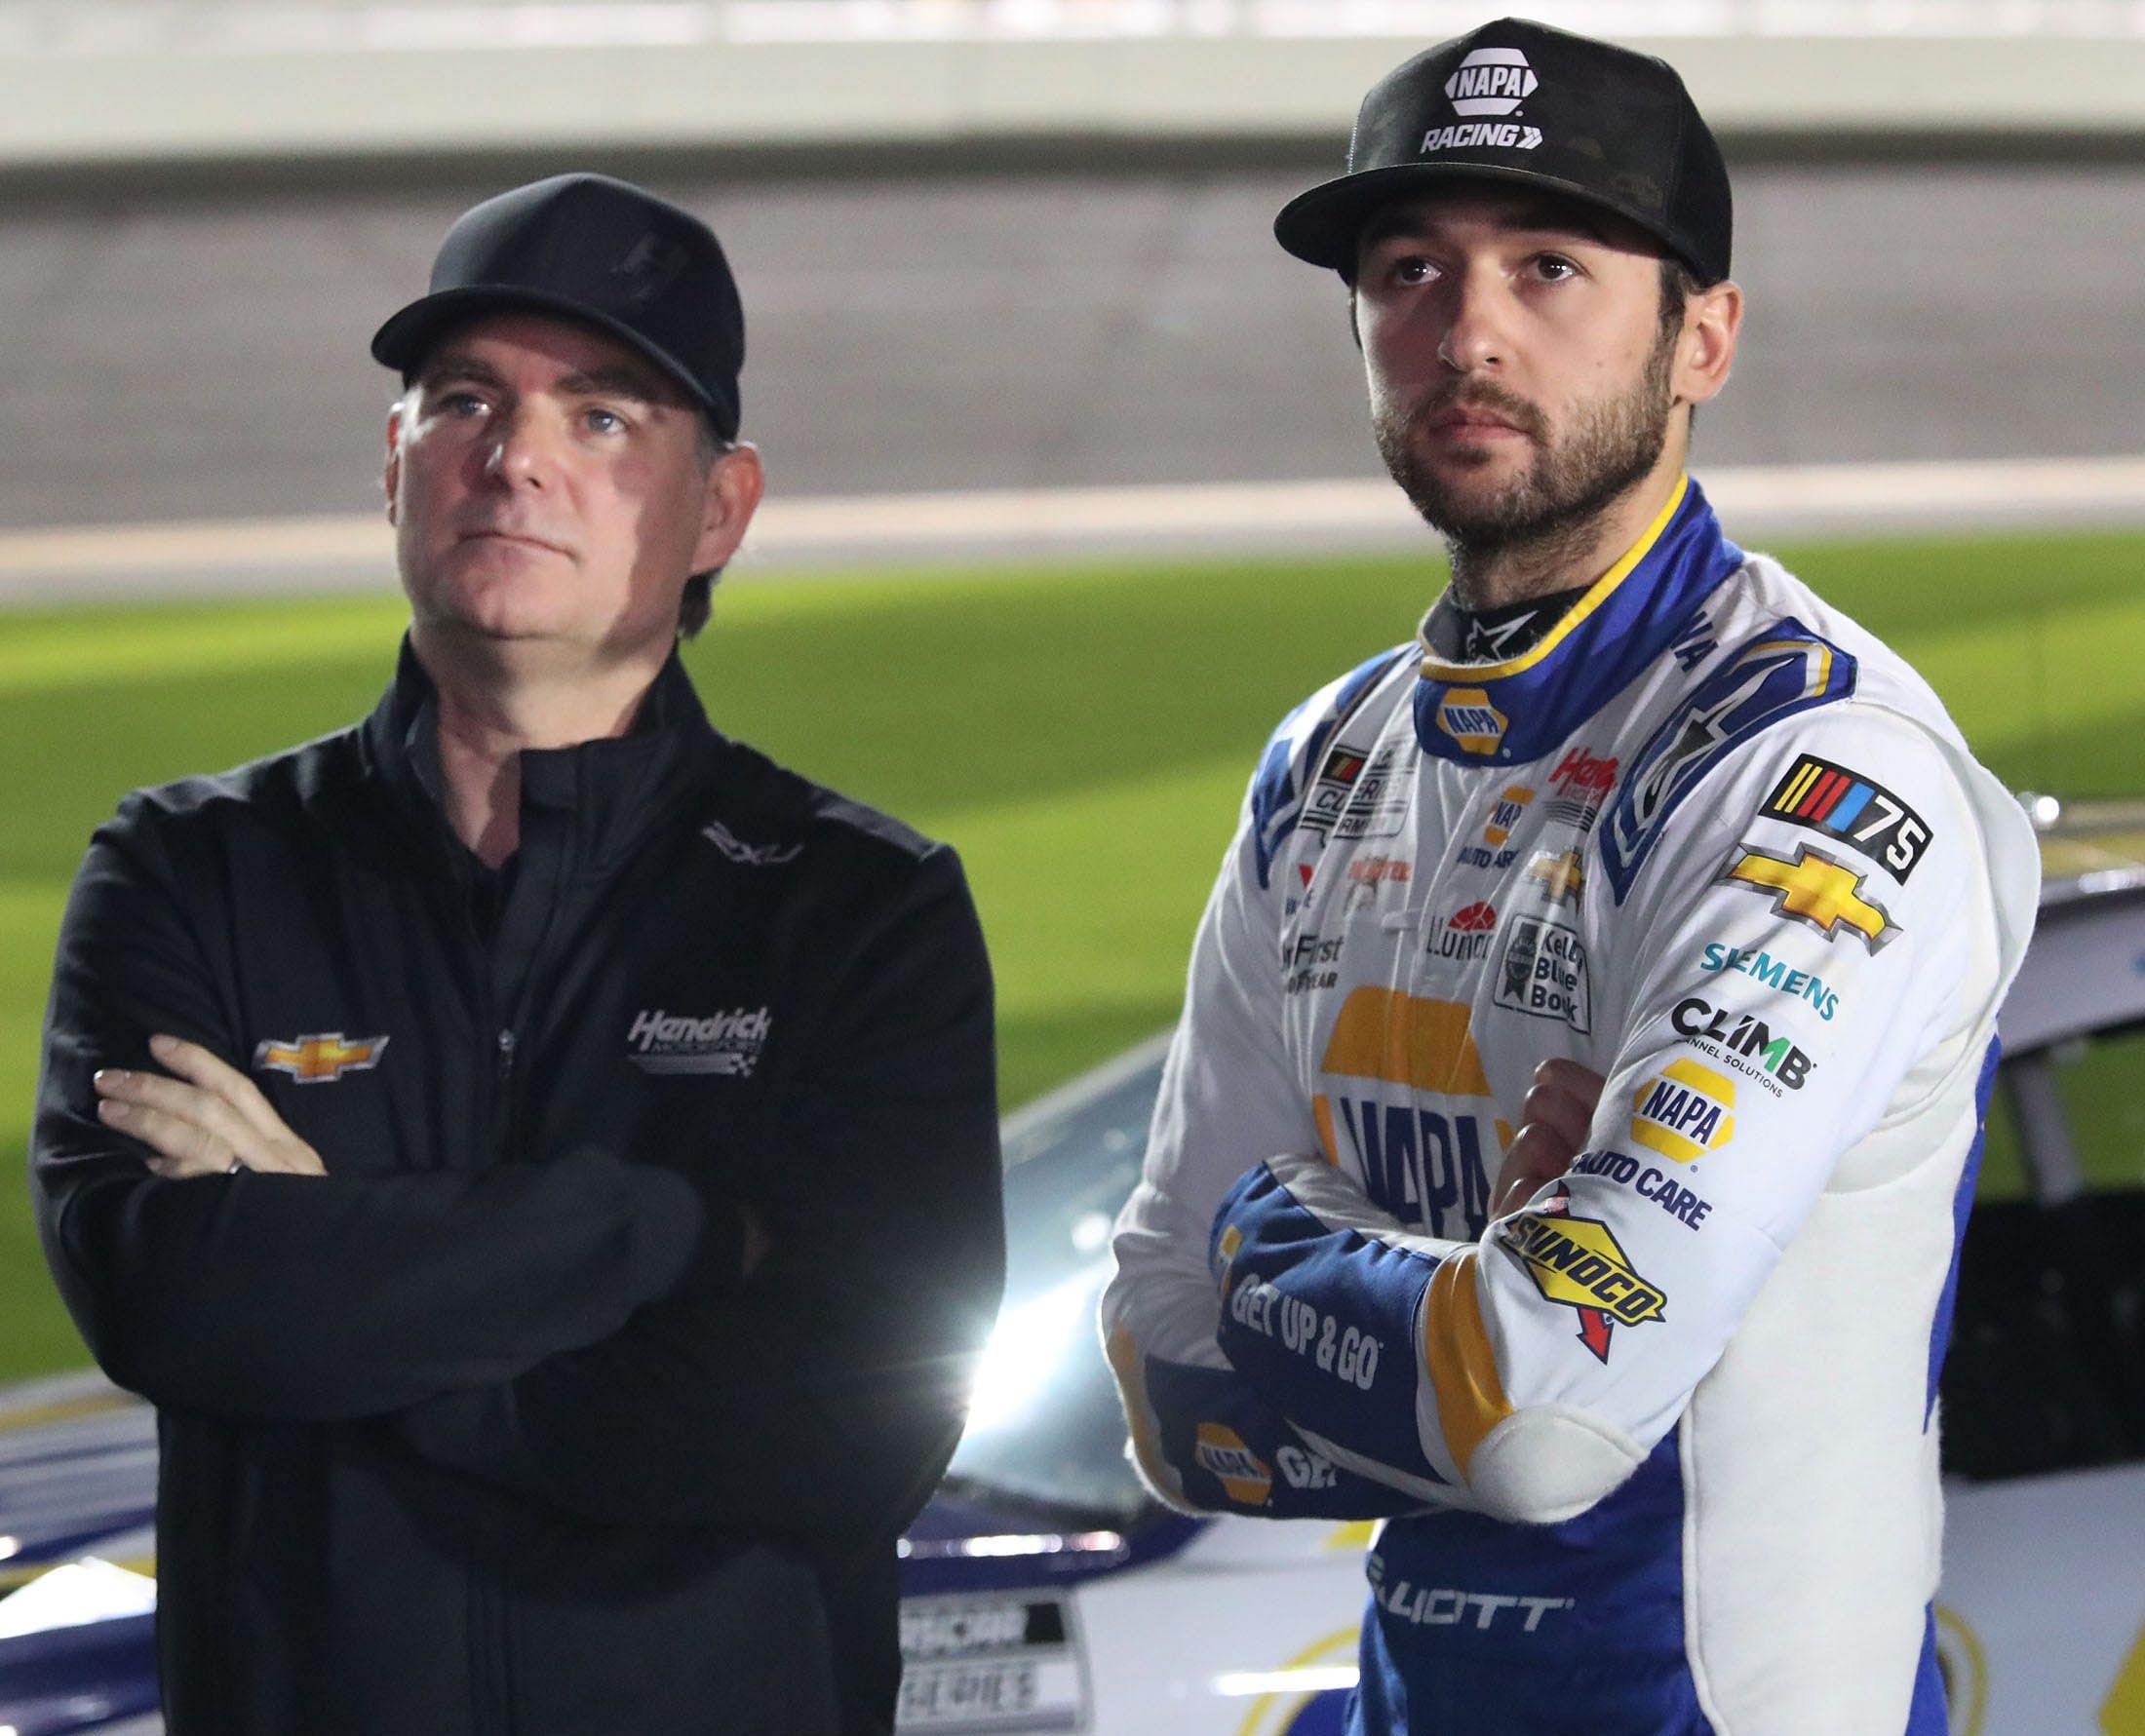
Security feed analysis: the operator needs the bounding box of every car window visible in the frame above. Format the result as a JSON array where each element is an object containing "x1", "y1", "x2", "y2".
[
  {"x1": 1978, "y1": 1023, "x2": 2145, "y2": 1200},
  {"x1": 1942, "y1": 1030, "x2": 2145, "y2": 1478}
]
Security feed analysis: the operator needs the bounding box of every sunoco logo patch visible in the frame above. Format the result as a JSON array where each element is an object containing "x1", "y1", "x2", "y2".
[
  {"x1": 1497, "y1": 1185, "x2": 1666, "y2": 1363},
  {"x1": 626, "y1": 1006, "x2": 771, "y2": 1077}
]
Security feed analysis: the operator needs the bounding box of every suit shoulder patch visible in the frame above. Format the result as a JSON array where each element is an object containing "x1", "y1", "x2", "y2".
[{"x1": 1601, "y1": 618, "x2": 1856, "y2": 902}]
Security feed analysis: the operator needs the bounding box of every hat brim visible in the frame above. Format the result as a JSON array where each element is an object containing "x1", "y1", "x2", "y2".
[
  {"x1": 1274, "y1": 161, "x2": 1714, "y2": 283},
  {"x1": 370, "y1": 286, "x2": 738, "y2": 436}
]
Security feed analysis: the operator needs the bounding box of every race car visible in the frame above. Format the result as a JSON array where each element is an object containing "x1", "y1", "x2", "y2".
[{"x1": 4, "y1": 802, "x2": 2143, "y2": 1736}]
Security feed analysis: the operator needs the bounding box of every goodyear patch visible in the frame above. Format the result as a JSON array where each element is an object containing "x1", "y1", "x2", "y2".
[
  {"x1": 254, "y1": 1031, "x2": 388, "y2": 1084},
  {"x1": 1723, "y1": 842, "x2": 1900, "y2": 951},
  {"x1": 1762, "y1": 754, "x2": 1932, "y2": 882},
  {"x1": 1435, "y1": 686, "x2": 1509, "y2": 755},
  {"x1": 1602, "y1": 619, "x2": 1856, "y2": 902},
  {"x1": 1192, "y1": 1421, "x2": 1272, "y2": 1506},
  {"x1": 1631, "y1": 1058, "x2": 1736, "y2": 1164},
  {"x1": 1496, "y1": 1185, "x2": 1666, "y2": 1363}
]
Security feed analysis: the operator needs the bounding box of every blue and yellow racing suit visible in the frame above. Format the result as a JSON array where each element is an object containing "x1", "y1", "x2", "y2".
[{"x1": 1102, "y1": 478, "x2": 2040, "y2": 1733}]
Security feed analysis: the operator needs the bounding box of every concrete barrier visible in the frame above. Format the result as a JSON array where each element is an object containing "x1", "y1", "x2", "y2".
[{"x1": 1, "y1": 3, "x2": 2140, "y2": 170}]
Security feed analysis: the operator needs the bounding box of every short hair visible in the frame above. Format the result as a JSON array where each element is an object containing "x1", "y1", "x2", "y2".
[
  {"x1": 1658, "y1": 255, "x2": 1700, "y2": 342},
  {"x1": 679, "y1": 416, "x2": 728, "y2": 639}
]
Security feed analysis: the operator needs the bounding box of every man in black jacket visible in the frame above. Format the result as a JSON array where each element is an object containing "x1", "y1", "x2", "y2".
[{"x1": 31, "y1": 174, "x2": 1005, "y2": 1735}]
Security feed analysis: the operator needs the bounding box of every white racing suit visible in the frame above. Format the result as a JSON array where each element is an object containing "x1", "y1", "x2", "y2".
[{"x1": 1101, "y1": 478, "x2": 2041, "y2": 1733}]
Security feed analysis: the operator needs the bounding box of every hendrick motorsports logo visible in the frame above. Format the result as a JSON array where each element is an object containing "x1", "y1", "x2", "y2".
[
  {"x1": 625, "y1": 1006, "x2": 771, "y2": 1076},
  {"x1": 1497, "y1": 1185, "x2": 1665, "y2": 1363}
]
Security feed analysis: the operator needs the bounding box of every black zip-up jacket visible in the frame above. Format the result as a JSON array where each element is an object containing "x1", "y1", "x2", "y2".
[{"x1": 30, "y1": 643, "x2": 1005, "y2": 1735}]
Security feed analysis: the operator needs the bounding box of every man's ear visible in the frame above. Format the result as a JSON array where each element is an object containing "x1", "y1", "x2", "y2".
[
  {"x1": 383, "y1": 402, "x2": 407, "y2": 527},
  {"x1": 1676, "y1": 280, "x2": 1743, "y2": 407},
  {"x1": 691, "y1": 442, "x2": 765, "y2": 575}
]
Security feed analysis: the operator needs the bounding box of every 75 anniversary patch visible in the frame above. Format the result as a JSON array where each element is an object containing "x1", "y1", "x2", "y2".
[{"x1": 1761, "y1": 754, "x2": 1931, "y2": 881}]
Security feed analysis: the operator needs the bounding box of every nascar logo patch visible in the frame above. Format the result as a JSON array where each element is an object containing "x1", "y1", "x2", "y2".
[{"x1": 1761, "y1": 754, "x2": 1931, "y2": 881}]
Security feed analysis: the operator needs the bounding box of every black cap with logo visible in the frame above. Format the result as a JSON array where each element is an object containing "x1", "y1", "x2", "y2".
[
  {"x1": 371, "y1": 174, "x2": 747, "y2": 439},
  {"x1": 1275, "y1": 18, "x2": 1731, "y2": 286}
]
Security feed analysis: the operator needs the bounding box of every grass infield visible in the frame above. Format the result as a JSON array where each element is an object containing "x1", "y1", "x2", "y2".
[{"x1": 4, "y1": 527, "x2": 2142, "y2": 1380}]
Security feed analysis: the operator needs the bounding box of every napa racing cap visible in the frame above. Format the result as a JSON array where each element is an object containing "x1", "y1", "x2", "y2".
[{"x1": 1274, "y1": 17, "x2": 1732, "y2": 286}]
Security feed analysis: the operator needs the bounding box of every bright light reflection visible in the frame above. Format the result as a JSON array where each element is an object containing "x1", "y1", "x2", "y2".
[
  {"x1": 1214, "y1": 1665, "x2": 1360, "y2": 1696},
  {"x1": 962, "y1": 1267, "x2": 1102, "y2": 1433},
  {"x1": 0, "y1": 1536, "x2": 18, "y2": 1561},
  {"x1": 1069, "y1": 1211, "x2": 1112, "y2": 1254}
]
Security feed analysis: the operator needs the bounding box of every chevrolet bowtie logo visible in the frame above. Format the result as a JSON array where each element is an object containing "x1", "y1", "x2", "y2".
[
  {"x1": 254, "y1": 1032, "x2": 390, "y2": 1084},
  {"x1": 1722, "y1": 843, "x2": 1899, "y2": 950},
  {"x1": 1527, "y1": 849, "x2": 1585, "y2": 906}
]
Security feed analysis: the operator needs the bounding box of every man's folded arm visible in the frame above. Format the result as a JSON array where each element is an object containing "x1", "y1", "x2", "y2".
[
  {"x1": 32, "y1": 815, "x2": 710, "y2": 1422},
  {"x1": 388, "y1": 847, "x2": 1009, "y2": 1543},
  {"x1": 1209, "y1": 711, "x2": 2019, "y2": 1524},
  {"x1": 1103, "y1": 687, "x2": 1435, "y2": 1523}
]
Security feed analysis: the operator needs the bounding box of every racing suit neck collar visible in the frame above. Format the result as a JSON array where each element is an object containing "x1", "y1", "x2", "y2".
[{"x1": 1411, "y1": 475, "x2": 1744, "y2": 768}]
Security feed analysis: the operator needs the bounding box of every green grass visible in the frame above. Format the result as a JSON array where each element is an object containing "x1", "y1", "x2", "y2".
[{"x1": 5, "y1": 527, "x2": 2144, "y2": 1380}]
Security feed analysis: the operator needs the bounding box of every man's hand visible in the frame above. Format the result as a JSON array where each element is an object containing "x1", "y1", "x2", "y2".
[
  {"x1": 94, "y1": 1034, "x2": 328, "y2": 1179},
  {"x1": 1490, "y1": 1059, "x2": 1607, "y2": 1218}
]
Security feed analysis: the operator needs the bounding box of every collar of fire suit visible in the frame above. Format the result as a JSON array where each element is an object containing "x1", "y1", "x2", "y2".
[
  {"x1": 1410, "y1": 474, "x2": 1744, "y2": 768},
  {"x1": 362, "y1": 636, "x2": 718, "y2": 879}
]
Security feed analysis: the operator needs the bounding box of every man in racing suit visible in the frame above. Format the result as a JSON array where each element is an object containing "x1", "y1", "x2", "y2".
[
  {"x1": 1102, "y1": 20, "x2": 2039, "y2": 1733},
  {"x1": 32, "y1": 175, "x2": 1004, "y2": 1734}
]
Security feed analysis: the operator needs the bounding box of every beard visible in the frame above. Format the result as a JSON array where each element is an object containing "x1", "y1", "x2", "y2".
[{"x1": 1373, "y1": 331, "x2": 1678, "y2": 576}]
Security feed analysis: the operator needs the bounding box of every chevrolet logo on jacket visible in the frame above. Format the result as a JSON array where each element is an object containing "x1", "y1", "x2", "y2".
[{"x1": 254, "y1": 1032, "x2": 389, "y2": 1083}]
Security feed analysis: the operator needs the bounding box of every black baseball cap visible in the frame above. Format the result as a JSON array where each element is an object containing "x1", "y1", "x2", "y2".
[
  {"x1": 1275, "y1": 18, "x2": 1731, "y2": 286},
  {"x1": 371, "y1": 174, "x2": 746, "y2": 439}
]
